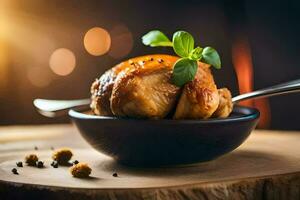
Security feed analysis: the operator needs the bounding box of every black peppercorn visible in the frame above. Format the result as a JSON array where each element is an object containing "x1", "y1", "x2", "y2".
[
  {"x1": 51, "y1": 160, "x2": 58, "y2": 168},
  {"x1": 157, "y1": 58, "x2": 164, "y2": 63},
  {"x1": 73, "y1": 160, "x2": 79, "y2": 165},
  {"x1": 36, "y1": 161, "x2": 44, "y2": 168},
  {"x1": 12, "y1": 168, "x2": 18, "y2": 175},
  {"x1": 16, "y1": 161, "x2": 23, "y2": 167},
  {"x1": 112, "y1": 172, "x2": 118, "y2": 177},
  {"x1": 150, "y1": 58, "x2": 154, "y2": 61}
]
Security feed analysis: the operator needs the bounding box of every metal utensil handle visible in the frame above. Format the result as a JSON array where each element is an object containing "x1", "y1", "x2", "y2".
[
  {"x1": 33, "y1": 98, "x2": 91, "y2": 117},
  {"x1": 232, "y1": 79, "x2": 300, "y2": 103}
]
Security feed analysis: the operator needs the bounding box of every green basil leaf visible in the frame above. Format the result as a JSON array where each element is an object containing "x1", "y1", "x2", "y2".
[
  {"x1": 202, "y1": 47, "x2": 221, "y2": 69},
  {"x1": 171, "y1": 58, "x2": 198, "y2": 87},
  {"x1": 172, "y1": 31, "x2": 194, "y2": 57},
  {"x1": 142, "y1": 30, "x2": 173, "y2": 47},
  {"x1": 189, "y1": 47, "x2": 203, "y2": 61}
]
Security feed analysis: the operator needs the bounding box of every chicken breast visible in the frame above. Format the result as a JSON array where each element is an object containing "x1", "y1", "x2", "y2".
[
  {"x1": 90, "y1": 55, "x2": 146, "y2": 116},
  {"x1": 174, "y1": 62, "x2": 220, "y2": 119},
  {"x1": 110, "y1": 55, "x2": 180, "y2": 118},
  {"x1": 91, "y1": 55, "x2": 180, "y2": 118}
]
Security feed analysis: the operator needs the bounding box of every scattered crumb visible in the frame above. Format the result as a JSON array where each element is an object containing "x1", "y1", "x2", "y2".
[
  {"x1": 34, "y1": 146, "x2": 38, "y2": 150},
  {"x1": 70, "y1": 163, "x2": 92, "y2": 178},
  {"x1": 50, "y1": 146, "x2": 55, "y2": 150},
  {"x1": 52, "y1": 148, "x2": 73, "y2": 165},
  {"x1": 20, "y1": 150, "x2": 94, "y2": 178},
  {"x1": 25, "y1": 154, "x2": 38, "y2": 166}
]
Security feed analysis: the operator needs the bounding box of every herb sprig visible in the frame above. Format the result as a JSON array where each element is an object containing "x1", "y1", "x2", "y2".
[{"x1": 142, "y1": 30, "x2": 221, "y2": 86}]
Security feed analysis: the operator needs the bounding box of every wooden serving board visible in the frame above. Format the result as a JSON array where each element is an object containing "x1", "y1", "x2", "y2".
[{"x1": 0, "y1": 124, "x2": 300, "y2": 200}]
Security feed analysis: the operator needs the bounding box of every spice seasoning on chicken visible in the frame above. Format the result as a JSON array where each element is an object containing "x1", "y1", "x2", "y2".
[
  {"x1": 25, "y1": 154, "x2": 38, "y2": 166},
  {"x1": 157, "y1": 58, "x2": 164, "y2": 63},
  {"x1": 70, "y1": 162, "x2": 92, "y2": 178},
  {"x1": 52, "y1": 148, "x2": 73, "y2": 165}
]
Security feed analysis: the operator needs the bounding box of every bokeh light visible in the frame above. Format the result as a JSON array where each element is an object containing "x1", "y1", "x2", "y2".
[
  {"x1": 109, "y1": 25, "x2": 133, "y2": 59},
  {"x1": 84, "y1": 27, "x2": 111, "y2": 56},
  {"x1": 27, "y1": 67, "x2": 52, "y2": 88},
  {"x1": 49, "y1": 48, "x2": 76, "y2": 76},
  {"x1": 32, "y1": 37, "x2": 55, "y2": 64}
]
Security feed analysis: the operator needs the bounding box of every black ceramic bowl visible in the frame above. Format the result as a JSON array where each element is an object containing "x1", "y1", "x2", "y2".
[{"x1": 69, "y1": 106, "x2": 259, "y2": 167}]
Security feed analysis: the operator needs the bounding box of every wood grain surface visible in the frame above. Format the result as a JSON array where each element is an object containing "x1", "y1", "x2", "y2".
[{"x1": 0, "y1": 124, "x2": 300, "y2": 200}]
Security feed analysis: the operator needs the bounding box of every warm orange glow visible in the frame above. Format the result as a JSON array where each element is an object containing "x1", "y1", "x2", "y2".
[
  {"x1": 232, "y1": 37, "x2": 253, "y2": 107},
  {"x1": 27, "y1": 67, "x2": 52, "y2": 87},
  {"x1": 0, "y1": 39, "x2": 9, "y2": 92},
  {"x1": 232, "y1": 36, "x2": 271, "y2": 128},
  {"x1": 49, "y1": 48, "x2": 76, "y2": 76},
  {"x1": 84, "y1": 27, "x2": 111, "y2": 56},
  {"x1": 109, "y1": 25, "x2": 133, "y2": 59},
  {"x1": 0, "y1": 6, "x2": 9, "y2": 93},
  {"x1": 0, "y1": 1, "x2": 10, "y2": 40}
]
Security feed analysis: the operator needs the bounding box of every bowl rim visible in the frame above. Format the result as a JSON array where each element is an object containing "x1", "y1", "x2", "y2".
[{"x1": 69, "y1": 105, "x2": 260, "y2": 124}]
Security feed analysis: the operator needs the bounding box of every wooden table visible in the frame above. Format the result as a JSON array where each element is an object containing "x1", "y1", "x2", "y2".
[{"x1": 0, "y1": 124, "x2": 299, "y2": 200}]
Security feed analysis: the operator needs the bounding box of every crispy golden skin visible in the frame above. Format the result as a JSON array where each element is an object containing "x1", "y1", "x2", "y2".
[
  {"x1": 213, "y1": 88, "x2": 233, "y2": 118},
  {"x1": 174, "y1": 63, "x2": 220, "y2": 119},
  {"x1": 91, "y1": 55, "x2": 180, "y2": 118},
  {"x1": 91, "y1": 54, "x2": 233, "y2": 119},
  {"x1": 90, "y1": 69, "x2": 116, "y2": 116},
  {"x1": 90, "y1": 57, "x2": 136, "y2": 116},
  {"x1": 110, "y1": 55, "x2": 180, "y2": 118}
]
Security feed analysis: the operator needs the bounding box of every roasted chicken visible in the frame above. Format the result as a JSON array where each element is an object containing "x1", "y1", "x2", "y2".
[{"x1": 90, "y1": 54, "x2": 233, "y2": 119}]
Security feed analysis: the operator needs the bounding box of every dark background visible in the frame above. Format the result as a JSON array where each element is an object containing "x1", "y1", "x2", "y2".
[{"x1": 0, "y1": 0, "x2": 299, "y2": 129}]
